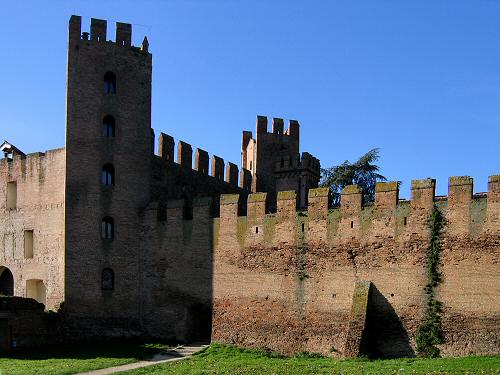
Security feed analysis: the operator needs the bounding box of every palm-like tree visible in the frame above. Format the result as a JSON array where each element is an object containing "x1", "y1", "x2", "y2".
[{"x1": 320, "y1": 148, "x2": 386, "y2": 205}]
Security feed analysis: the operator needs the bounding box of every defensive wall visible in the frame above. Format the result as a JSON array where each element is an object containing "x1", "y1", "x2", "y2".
[
  {"x1": 152, "y1": 133, "x2": 249, "y2": 214},
  {"x1": 0, "y1": 149, "x2": 65, "y2": 311},
  {"x1": 212, "y1": 175, "x2": 499, "y2": 358}
]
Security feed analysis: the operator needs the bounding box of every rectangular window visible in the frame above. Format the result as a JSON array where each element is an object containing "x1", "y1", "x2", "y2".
[
  {"x1": 6, "y1": 181, "x2": 17, "y2": 210},
  {"x1": 24, "y1": 230, "x2": 34, "y2": 258}
]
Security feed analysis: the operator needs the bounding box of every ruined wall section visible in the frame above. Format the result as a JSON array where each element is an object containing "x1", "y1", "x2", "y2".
[
  {"x1": 0, "y1": 297, "x2": 62, "y2": 351},
  {"x1": 0, "y1": 149, "x2": 66, "y2": 311},
  {"x1": 213, "y1": 175, "x2": 500, "y2": 358}
]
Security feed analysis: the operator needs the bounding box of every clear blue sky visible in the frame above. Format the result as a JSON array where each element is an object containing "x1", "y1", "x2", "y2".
[{"x1": 1, "y1": 0, "x2": 499, "y2": 198}]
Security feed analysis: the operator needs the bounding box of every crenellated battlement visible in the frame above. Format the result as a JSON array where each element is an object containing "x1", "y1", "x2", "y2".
[
  {"x1": 69, "y1": 15, "x2": 149, "y2": 53},
  {"x1": 250, "y1": 116, "x2": 301, "y2": 139},
  {"x1": 157, "y1": 132, "x2": 246, "y2": 190},
  {"x1": 217, "y1": 175, "x2": 499, "y2": 242},
  {"x1": 151, "y1": 174, "x2": 499, "y2": 224}
]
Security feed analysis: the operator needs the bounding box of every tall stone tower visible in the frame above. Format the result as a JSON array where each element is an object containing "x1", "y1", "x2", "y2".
[
  {"x1": 65, "y1": 16, "x2": 152, "y2": 333},
  {"x1": 241, "y1": 116, "x2": 320, "y2": 208}
]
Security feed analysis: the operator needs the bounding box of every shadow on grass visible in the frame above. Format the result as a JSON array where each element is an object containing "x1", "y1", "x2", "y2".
[{"x1": 6, "y1": 339, "x2": 172, "y2": 361}]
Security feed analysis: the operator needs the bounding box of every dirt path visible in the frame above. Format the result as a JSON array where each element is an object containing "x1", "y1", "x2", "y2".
[{"x1": 75, "y1": 343, "x2": 208, "y2": 375}]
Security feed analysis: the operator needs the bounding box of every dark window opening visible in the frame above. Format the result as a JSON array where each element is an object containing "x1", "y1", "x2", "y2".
[
  {"x1": 104, "y1": 72, "x2": 116, "y2": 94},
  {"x1": 183, "y1": 198, "x2": 193, "y2": 220},
  {"x1": 101, "y1": 217, "x2": 114, "y2": 239},
  {"x1": 102, "y1": 115, "x2": 115, "y2": 137},
  {"x1": 101, "y1": 268, "x2": 114, "y2": 290},
  {"x1": 0, "y1": 267, "x2": 14, "y2": 296},
  {"x1": 350, "y1": 221, "x2": 354, "y2": 229},
  {"x1": 255, "y1": 227, "x2": 259, "y2": 234},
  {"x1": 403, "y1": 217, "x2": 407, "y2": 226},
  {"x1": 102, "y1": 164, "x2": 115, "y2": 186},
  {"x1": 302, "y1": 223, "x2": 305, "y2": 232},
  {"x1": 6, "y1": 181, "x2": 17, "y2": 210},
  {"x1": 280, "y1": 158, "x2": 285, "y2": 168}
]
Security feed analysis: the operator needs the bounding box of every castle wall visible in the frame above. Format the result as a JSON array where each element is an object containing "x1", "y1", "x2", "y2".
[
  {"x1": 213, "y1": 176, "x2": 500, "y2": 358},
  {"x1": 0, "y1": 149, "x2": 66, "y2": 311},
  {"x1": 140, "y1": 198, "x2": 214, "y2": 342},
  {"x1": 152, "y1": 134, "x2": 244, "y2": 212}
]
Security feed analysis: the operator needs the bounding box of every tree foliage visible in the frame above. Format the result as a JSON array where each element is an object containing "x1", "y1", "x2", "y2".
[{"x1": 320, "y1": 148, "x2": 386, "y2": 205}]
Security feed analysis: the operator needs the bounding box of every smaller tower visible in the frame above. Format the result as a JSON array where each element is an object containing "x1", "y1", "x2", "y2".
[{"x1": 241, "y1": 116, "x2": 320, "y2": 208}]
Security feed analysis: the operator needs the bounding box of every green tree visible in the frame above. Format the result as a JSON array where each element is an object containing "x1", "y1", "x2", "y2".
[{"x1": 320, "y1": 148, "x2": 387, "y2": 205}]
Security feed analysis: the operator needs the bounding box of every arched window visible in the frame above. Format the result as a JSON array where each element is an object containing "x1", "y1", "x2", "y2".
[
  {"x1": 0, "y1": 267, "x2": 14, "y2": 296},
  {"x1": 101, "y1": 268, "x2": 114, "y2": 290},
  {"x1": 102, "y1": 164, "x2": 115, "y2": 186},
  {"x1": 104, "y1": 72, "x2": 116, "y2": 94},
  {"x1": 101, "y1": 217, "x2": 114, "y2": 239},
  {"x1": 102, "y1": 115, "x2": 115, "y2": 137}
]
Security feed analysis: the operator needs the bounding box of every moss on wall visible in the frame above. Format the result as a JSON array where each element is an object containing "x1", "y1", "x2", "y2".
[
  {"x1": 395, "y1": 201, "x2": 411, "y2": 238},
  {"x1": 327, "y1": 208, "x2": 341, "y2": 243},
  {"x1": 470, "y1": 197, "x2": 487, "y2": 238},
  {"x1": 264, "y1": 214, "x2": 277, "y2": 244},
  {"x1": 213, "y1": 218, "x2": 220, "y2": 249},
  {"x1": 360, "y1": 206, "x2": 374, "y2": 238},
  {"x1": 237, "y1": 217, "x2": 247, "y2": 248}
]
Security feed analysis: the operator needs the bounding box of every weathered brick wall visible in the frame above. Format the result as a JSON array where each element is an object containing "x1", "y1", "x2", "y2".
[
  {"x1": 64, "y1": 16, "x2": 152, "y2": 337},
  {"x1": 0, "y1": 149, "x2": 65, "y2": 311},
  {"x1": 140, "y1": 197, "x2": 214, "y2": 342},
  {"x1": 213, "y1": 176, "x2": 500, "y2": 358}
]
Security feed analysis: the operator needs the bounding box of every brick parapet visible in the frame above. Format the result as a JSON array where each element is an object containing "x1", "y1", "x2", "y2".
[
  {"x1": 216, "y1": 176, "x2": 498, "y2": 245},
  {"x1": 156, "y1": 133, "x2": 247, "y2": 191},
  {"x1": 70, "y1": 15, "x2": 150, "y2": 53}
]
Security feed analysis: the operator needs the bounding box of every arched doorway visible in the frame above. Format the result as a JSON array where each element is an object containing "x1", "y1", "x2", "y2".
[{"x1": 0, "y1": 267, "x2": 14, "y2": 296}]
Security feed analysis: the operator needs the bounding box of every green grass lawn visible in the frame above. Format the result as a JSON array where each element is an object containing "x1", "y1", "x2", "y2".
[
  {"x1": 0, "y1": 341, "x2": 169, "y2": 375},
  {"x1": 120, "y1": 344, "x2": 500, "y2": 375}
]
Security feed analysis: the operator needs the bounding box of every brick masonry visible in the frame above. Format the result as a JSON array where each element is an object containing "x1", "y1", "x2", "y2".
[
  {"x1": 0, "y1": 15, "x2": 498, "y2": 357},
  {"x1": 213, "y1": 178, "x2": 500, "y2": 357}
]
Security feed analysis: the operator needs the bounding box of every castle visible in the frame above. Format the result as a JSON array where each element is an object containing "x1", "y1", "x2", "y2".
[{"x1": 0, "y1": 16, "x2": 498, "y2": 358}]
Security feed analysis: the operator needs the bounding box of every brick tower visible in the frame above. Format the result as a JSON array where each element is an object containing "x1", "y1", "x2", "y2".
[
  {"x1": 65, "y1": 16, "x2": 152, "y2": 333},
  {"x1": 241, "y1": 116, "x2": 320, "y2": 208}
]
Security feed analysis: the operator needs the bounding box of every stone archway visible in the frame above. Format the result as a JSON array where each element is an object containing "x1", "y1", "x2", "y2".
[{"x1": 0, "y1": 267, "x2": 14, "y2": 296}]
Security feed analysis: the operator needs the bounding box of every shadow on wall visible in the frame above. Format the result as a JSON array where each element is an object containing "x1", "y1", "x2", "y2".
[
  {"x1": 362, "y1": 285, "x2": 415, "y2": 359},
  {"x1": 188, "y1": 303, "x2": 212, "y2": 341}
]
